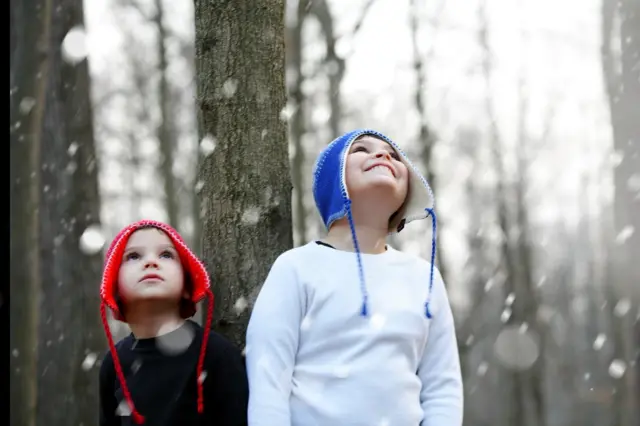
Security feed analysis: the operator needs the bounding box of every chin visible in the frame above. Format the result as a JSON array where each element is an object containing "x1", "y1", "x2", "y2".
[
  {"x1": 350, "y1": 185, "x2": 405, "y2": 210},
  {"x1": 124, "y1": 291, "x2": 182, "y2": 304}
]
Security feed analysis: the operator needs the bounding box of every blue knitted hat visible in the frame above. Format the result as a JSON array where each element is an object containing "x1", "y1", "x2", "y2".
[{"x1": 312, "y1": 129, "x2": 438, "y2": 318}]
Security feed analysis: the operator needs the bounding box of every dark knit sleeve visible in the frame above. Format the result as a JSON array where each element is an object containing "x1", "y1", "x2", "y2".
[
  {"x1": 205, "y1": 332, "x2": 249, "y2": 426},
  {"x1": 99, "y1": 351, "x2": 121, "y2": 426}
]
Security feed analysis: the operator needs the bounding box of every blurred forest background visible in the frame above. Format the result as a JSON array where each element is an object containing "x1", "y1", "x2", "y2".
[{"x1": 9, "y1": 0, "x2": 639, "y2": 425}]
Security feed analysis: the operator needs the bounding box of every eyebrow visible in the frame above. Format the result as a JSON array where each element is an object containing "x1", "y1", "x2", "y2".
[
  {"x1": 352, "y1": 138, "x2": 395, "y2": 152},
  {"x1": 123, "y1": 244, "x2": 177, "y2": 253}
]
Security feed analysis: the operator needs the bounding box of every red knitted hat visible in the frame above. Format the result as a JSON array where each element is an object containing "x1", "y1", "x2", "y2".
[{"x1": 99, "y1": 219, "x2": 214, "y2": 424}]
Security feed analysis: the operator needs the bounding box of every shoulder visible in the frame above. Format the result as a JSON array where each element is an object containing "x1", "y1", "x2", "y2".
[
  {"x1": 272, "y1": 243, "x2": 320, "y2": 266},
  {"x1": 99, "y1": 335, "x2": 133, "y2": 378},
  {"x1": 189, "y1": 321, "x2": 243, "y2": 362},
  {"x1": 262, "y1": 244, "x2": 318, "y2": 282},
  {"x1": 267, "y1": 242, "x2": 334, "y2": 277},
  {"x1": 206, "y1": 330, "x2": 242, "y2": 356},
  {"x1": 388, "y1": 247, "x2": 441, "y2": 273}
]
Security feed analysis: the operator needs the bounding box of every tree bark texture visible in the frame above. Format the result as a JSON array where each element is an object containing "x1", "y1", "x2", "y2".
[
  {"x1": 11, "y1": 0, "x2": 104, "y2": 425},
  {"x1": 10, "y1": 0, "x2": 47, "y2": 423},
  {"x1": 194, "y1": 0, "x2": 293, "y2": 348}
]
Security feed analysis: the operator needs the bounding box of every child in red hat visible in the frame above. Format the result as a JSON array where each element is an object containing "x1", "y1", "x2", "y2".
[{"x1": 98, "y1": 220, "x2": 248, "y2": 425}]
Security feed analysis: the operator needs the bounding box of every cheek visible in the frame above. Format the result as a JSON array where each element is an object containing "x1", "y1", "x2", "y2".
[
  {"x1": 117, "y1": 266, "x2": 132, "y2": 290},
  {"x1": 398, "y1": 169, "x2": 410, "y2": 196},
  {"x1": 116, "y1": 268, "x2": 134, "y2": 299},
  {"x1": 344, "y1": 157, "x2": 362, "y2": 186},
  {"x1": 166, "y1": 263, "x2": 185, "y2": 288}
]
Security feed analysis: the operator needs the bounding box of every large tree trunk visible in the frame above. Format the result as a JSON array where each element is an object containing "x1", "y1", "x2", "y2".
[
  {"x1": 601, "y1": 1, "x2": 640, "y2": 425},
  {"x1": 11, "y1": 0, "x2": 104, "y2": 425},
  {"x1": 194, "y1": 0, "x2": 293, "y2": 348},
  {"x1": 10, "y1": 0, "x2": 46, "y2": 424}
]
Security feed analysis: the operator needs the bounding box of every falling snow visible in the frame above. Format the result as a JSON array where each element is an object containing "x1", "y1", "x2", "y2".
[
  {"x1": 593, "y1": 333, "x2": 607, "y2": 350},
  {"x1": 615, "y1": 226, "x2": 634, "y2": 245},
  {"x1": 369, "y1": 314, "x2": 386, "y2": 330},
  {"x1": 199, "y1": 134, "x2": 217, "y2": 156},
  {"x1": 300, "y1": 316, "x2": 312, "y2": 331},
  {"x1": 116, "y1": 400, "x2": 132, "y2": 417},
  {"x1": 627, "y1": 173, "x2": 640, "y2": 192},
  {"x1": 241, "y1": 207, "x2": 261, "y2": 225},
  {"x1": 233, "y1": 296, "x2": 249, "y2": 315},
  {"x1": 279, "y1": 103, "x2": 296, "y2": 122},
  {"x1": 68, "y1": 142, "x2": 79, "y2": 156},
  {"x1": 608, "y1": 359, "x2": 627, "y2": 379},
  {"x1": 500, "y1": 307, "x2": 512, "y2": 323},
  {"x1": 505, "y1": 293, "x2": 516, "y2": 306},
  {"x1": 19, "y1": 97, "x2": 36, "y2": 115},
  {"x1": 613, "y1": 298, "x2": 632, "y2": 317},
  {"x1": 494, "y1": 325, "x2": 540, "y2": 370},
  {"x1": 221, "y1": 79, "x2": 238, "y2": 98},
  {"x1": 477, "y1": 362, "x2": 489, "y2": 376},
  {"x1": 79, "y1": 225, "x2": 106, "y2": 255},
  {"x1": 155, "y1": 325, "x2": 195, "y2": 355},
  {"x1": 61, "y1": 26, "x2": 88, "y2": 64},
  {"x1": 81, "y1": 352, "x2": 97, "y2": 371}
]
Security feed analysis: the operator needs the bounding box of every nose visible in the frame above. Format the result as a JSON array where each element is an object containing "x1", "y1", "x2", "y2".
[
  {"x1": 374, "y1": 149, "x2": 392, "y2": 160},
  {"x1": 143, "y1": 255, "x2": 159, "y2": 269}
]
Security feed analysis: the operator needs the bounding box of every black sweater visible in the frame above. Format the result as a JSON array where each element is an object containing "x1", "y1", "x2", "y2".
[{"x1": 99, "y1": 320, "x2": 248, "y2": 426}]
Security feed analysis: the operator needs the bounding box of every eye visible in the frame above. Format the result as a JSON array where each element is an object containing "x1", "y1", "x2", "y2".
[
  {"x1": 160, "y1": 250, "x2": 175, "y2": 259},
  {"x1": 125, "y1": 252, "x2": 140, "y2": 261},
  {"x1": 351, "y1": 145, "x2": 368, "y2": 154},
  {"x1": 390, "y1": 151, "x2": 401, "y2": 161}
]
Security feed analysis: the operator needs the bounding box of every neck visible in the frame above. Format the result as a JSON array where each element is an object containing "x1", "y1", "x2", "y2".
[
  {"x1": 124, "y1": 303, "x2": 185, "y2": 339},
  {"x1": 324, "y1": 215, "x2": 389, "y2": 255}
]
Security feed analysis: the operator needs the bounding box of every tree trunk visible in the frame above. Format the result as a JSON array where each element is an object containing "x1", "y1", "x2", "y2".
[
  {"x1": 409, "y1": 0, "x2": 448, "y2": 281},
  {"x1": 477, "y1": 2, "x2": 525, "y2": 424},
  {"x1": 309, "y1": 0, "x2": 344, "y2": 139},
  {"x1": 11, "y1": 0, "x2": 104, "y2": 425},
  {"x1": 194, "y1": 0, "x2": 293, "y2": 348},
  {"x1": 514, "y1": 67, "x2": 546, "y2": 426},
  {"x1": 287, "y1": 0, "x2": 309, "y2": 246},
  {"x1": 10, "y1": 0, "x2": 46, "y2": 423},
  {"x1": 154, "y1": 0, "x2": 180, "y2": 229},
  {"x1": 601, "y1": 1, "x2": 640, "y2": 424}
]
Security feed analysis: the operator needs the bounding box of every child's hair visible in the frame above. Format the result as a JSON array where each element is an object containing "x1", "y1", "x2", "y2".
[
  {"x1": 99, "y1": 220, "x2": 214, "y2": 424},
  {"x1": 312, "y1": 129, "x2": 438, "y2": 318}
]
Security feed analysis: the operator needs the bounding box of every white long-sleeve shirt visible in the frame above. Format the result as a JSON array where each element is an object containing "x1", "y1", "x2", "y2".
[{"x1": 246, "y1": 242, "x2": 463, "y2": 426}]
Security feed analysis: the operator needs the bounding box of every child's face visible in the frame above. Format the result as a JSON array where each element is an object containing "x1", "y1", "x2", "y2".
[
  {"x1": 117, "y1": 228, "x2": 186, "y2": 307},
  {"x1": 345, "y1": 135, "x2": 409, "y2": 206}
]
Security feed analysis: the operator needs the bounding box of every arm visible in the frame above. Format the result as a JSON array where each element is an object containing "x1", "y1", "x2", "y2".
[
  {"x1": 99, "y1": 352, "x2": 121, "y2": 426},
  {"x1": 206, "y1": 334, "x2": 249, "y2": 426},
  {"x1": 417, "y1": 268, "x2": 464, "y2": 426},
  {"x1": 245, "y1": 255, "x2": 304, "y2": 426}
]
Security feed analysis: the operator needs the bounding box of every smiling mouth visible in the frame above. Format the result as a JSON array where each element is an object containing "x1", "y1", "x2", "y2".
[{"x1": 365, "y1": 164, "x2": 395, "y2": 177}]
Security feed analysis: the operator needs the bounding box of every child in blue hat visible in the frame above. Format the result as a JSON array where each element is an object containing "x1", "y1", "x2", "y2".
[{"x1": 246, "y1": 129, "x2": 463, "y2": 425}]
